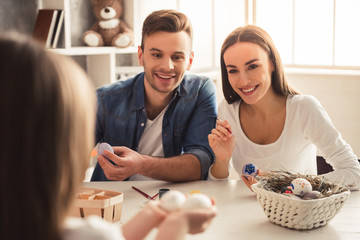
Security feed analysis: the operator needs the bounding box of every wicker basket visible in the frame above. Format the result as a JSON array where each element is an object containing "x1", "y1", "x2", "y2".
[{"x1": 251, "y1": 179, "x2": 350, "y2": 230}]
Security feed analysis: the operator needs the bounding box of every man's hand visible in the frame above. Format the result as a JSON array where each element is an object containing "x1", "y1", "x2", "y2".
[{"x1": 97, "y1": 146, "x2": 145, "y2": 181}]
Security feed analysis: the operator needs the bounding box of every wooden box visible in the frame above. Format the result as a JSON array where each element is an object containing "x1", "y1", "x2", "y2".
[{"x1": 69, "y1": 188, "x2": 123, "y2": 222}]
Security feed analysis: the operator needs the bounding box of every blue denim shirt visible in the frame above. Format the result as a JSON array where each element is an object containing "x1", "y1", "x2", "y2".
[{"x1": 91, "y1": 72, "x2": 217, "y2": 181}]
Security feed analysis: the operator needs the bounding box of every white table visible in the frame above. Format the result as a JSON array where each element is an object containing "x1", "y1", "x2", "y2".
[{"x1": 83, "y1": 180, "x2": 360, "y2": 240}]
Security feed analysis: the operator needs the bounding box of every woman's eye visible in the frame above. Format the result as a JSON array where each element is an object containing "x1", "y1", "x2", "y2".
[
  {"x1": 248, "y1": 64, "x2": 258, "y2": 70},
  {"x1": 228, "y1": 69, "x2": 238, "y2": 74}
]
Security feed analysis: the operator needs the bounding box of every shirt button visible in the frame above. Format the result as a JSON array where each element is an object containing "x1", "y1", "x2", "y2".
[{"x1": 141, "y1": 123, "x2": 145, "y2": 127}]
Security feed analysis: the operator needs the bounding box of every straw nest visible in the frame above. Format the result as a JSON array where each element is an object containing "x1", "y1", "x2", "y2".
[{"x1": 257, "y1": 171, "x2": 348, "y2": 198}]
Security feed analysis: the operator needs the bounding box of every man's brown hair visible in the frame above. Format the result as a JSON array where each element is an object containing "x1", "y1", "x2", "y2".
[{"x1": 141, "y1": 9, "x2": 193, "y2": 50}]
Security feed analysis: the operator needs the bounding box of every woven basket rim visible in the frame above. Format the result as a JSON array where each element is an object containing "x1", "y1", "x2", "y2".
[{"x1": 252, "y1": 182, "x2": 350, "y2": 203}]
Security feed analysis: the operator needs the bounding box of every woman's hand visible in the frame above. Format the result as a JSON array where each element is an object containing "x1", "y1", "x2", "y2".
[
  {"x1": 241, "y1": 170, "x2": 269, "y2": 191},
  {"x1": 208, "y1": 119, "x2": 235, "y2": 179},
  {"x1": 241, "y1": 175, "x2": 259, "y2": 191},
  {"x1": 208, "y1": 119, "x2": 234, "y2": 163}
]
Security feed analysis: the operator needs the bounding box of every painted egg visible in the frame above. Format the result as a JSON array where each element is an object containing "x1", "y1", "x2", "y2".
[
  {"x1": 290, "y1": 178, "x2": 312, "y2": 196},
  {"x1": 302, "y1": 190, "x2": 322, "y2": 200},
  {"x1": 281, "y1": 186, "x2": 293, "y2": 194},
  {"x1": 183, "y1": 193, "x2": 212, "y2": 209},
  {"x1": 242, "y1": 163, "x2": 258, "y2": 177},
  {"x1": 98, "y1": 142, "x2": 114, "y2": 156},
  {"x1": 160, "y1": 190, "x2": 186, "y2": 211}
]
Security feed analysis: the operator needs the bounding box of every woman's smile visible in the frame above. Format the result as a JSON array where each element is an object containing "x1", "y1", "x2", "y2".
[{"x1": 241, "y1": 85, "x2": 258, "y2": 95}]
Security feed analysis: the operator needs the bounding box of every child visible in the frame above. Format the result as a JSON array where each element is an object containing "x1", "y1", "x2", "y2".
[{"x1": 0, "y1": 33, "x2": 215, "y2": 240}]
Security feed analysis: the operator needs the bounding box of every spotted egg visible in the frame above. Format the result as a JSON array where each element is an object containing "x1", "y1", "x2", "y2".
[
  {"x1": 290, "y1": 178, "x2": 312, "y2": 196},
  {"x1": 242, "y1": 163, "x2": 258, "y2": 177}
]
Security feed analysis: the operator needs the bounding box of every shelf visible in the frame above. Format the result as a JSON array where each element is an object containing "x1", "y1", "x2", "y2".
[{"x1": 49, "y1": 46, "x2": 138, "y2": 56}]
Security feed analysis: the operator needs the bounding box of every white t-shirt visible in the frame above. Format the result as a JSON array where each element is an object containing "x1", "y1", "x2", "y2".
[
  {"x1": 129, "y1": 106, "x2": 167, "y2": 181},
  {"x1": 63, "y1": 216, "x2": 124, "y2": 240},
  {"x1": 209, "y1": 95, "x2": 360, "y2": 190}
]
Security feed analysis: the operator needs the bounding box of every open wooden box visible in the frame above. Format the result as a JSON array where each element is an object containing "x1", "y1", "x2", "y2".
[{"x1": 69, "y1": 188, "x2": 124, "y2": 222}]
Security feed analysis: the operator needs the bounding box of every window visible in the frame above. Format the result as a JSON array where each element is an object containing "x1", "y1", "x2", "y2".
[{"x1": 254, "y1": 0, "x2": 360, "y2": 68}]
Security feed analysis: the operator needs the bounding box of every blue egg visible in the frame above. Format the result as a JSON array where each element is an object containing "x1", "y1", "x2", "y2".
[{"x1": 242, "y1": 163, "x2": 258, "y2": 177}]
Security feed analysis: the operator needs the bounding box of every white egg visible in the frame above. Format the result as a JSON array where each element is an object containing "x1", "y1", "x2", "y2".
[
  {"x1": 290, "y1": 178, "x2": 312, "y2": 196},
  {"x1": 160, "y1": 190, "x2": 186, "y2": 211},
  {"x1": 98, "y1": 142, "x2": 114, "y2": 156},
  {"x1": 183, "y1": 193, "x2": 212, "y2": 209}
]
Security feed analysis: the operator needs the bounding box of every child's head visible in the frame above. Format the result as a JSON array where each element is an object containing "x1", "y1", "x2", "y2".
[{"x1": 0, "y1": 33, "x2": 96, "y2": 240}]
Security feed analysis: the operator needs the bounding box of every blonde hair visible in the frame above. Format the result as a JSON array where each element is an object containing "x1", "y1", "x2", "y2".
[{"x1": 0, "y1": 33, "x2": 96, "y2": 240}]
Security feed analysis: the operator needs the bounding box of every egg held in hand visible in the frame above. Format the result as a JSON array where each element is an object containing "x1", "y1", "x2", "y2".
[
  {"x1": 242, "y1": 163, "x2": 258, "y2": 177},
  {"x1": 160, "y1": 190, "x2": 186, "y2": 211},
  {"x1": 183, "y1": 193, "x2": 212, "y2": 209},
  {"x1": 98, "y1": 142, "x2": 114, "y2": 156}
]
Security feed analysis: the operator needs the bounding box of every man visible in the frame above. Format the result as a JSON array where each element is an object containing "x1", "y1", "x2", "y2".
[{"x1": 91, "y1": 9, "x2": 217, "y2": 182}]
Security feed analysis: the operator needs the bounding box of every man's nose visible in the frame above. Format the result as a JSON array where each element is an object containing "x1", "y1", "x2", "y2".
[{"x1": 160, "y1": 57, "x2": 174, "y2": 70}]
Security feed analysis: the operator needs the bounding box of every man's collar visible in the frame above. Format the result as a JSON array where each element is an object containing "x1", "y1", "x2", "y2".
[{"x1": 131, "y1": 73, "x2": 146, "y2": 111}]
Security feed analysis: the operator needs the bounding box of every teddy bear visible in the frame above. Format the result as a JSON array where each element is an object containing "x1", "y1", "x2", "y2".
[{"x1": 83, "y1": 0, "x2": 133, "y2": 48}]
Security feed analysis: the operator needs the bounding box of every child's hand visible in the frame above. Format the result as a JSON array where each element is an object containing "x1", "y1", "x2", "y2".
[{"x1": 180, "y1": 204, "x2": 217, "y2": 234}]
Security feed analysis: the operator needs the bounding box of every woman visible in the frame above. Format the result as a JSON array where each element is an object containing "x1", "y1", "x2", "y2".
[
  {"x1": 0, "y1": 33, "x2": 215, "y2": 240},
  {"x1": 208, "y1": 25, "x2": 360, "y2": 191}
]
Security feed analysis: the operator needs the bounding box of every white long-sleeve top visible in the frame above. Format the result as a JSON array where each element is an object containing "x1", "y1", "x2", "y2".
[
  {"x1": 209, "y1": 95, "x2": 360, "y2": 190},
  {"x1": 63, "y1": 216, "x2": 124, "y2": 240}
]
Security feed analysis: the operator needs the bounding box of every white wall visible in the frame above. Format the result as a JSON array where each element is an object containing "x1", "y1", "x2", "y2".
[{"x1": 286, "y1": 70, "x2": 360, "y2": 157}]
